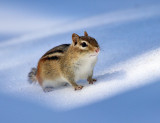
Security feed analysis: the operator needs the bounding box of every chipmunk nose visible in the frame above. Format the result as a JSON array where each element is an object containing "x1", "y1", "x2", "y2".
[{"x1": 95, "y1": 48, "x2": 100, "y2": 53}]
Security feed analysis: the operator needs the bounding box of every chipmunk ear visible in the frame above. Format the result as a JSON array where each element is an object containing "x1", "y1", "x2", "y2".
[
  {"x1": 84, "y1": 31, "x2": 88, "y2": 36},
  {"x1": 72, "y1": 33, "x2": 79, "y2": 46}
]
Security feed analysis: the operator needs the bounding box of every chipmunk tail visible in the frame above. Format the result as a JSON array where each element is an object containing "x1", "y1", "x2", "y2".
[{"x1": 28, "y1": 67, "x2": 37, "y2": 83}]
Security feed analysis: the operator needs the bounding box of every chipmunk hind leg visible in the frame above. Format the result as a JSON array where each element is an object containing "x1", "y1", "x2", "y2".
[
  {"x1": 28, "y1": 67, "x2": 37, "y2": 83},
  {"x1": 42, "y1": 79, "x2": 66, "y2": 92}
]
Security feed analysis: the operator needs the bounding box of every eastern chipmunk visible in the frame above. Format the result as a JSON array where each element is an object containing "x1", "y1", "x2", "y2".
[{"x1": 28, "y1": 31, "x2": 100, "y2": 92}]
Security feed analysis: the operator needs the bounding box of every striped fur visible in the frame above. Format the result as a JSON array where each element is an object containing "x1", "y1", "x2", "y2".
[
  {"x1": 28, "y1": 31, "x2": 100, "y2": 92},
  {"x1": 41, "y1": 44, "x2": 70, "y2": 60}
]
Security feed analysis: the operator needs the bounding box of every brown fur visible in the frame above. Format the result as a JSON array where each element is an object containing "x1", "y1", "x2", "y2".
[{"x1": 28, "y1": 31, "x2": 100, "y2": 91}]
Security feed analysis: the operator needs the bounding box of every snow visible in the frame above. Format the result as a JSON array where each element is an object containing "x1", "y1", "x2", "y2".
[
  {"x1": 0, "y1": 0, "x2": 160, "y2": 122},
  {"x1": 3, "y1": 47, "x2": 160, "y2": 111},
  {"x1": 1, "y1": 5, "x2": 160, "y2": 47}
]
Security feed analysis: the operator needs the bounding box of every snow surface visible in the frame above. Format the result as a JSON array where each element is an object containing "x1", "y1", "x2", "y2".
[{"x1": 0, "y1": 0, "x2": 160, "y2": 122}]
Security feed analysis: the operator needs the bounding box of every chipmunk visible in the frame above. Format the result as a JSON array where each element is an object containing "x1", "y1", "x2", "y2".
[{"x1": 28, "y1": 31, "x2": 100, "y2": 92}]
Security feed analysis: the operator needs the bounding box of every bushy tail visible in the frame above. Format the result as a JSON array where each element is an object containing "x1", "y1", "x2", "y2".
[{"x1": 28, "y1": 67, "x2": 37, "y2": 83}]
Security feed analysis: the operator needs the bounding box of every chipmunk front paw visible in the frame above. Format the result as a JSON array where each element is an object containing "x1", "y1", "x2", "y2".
[
  {"x1": 88, "y1": 79, "x2": 97, "y2": 84},
  {"x1": 75, "y1": 85, "x2": 83, "y2": 90}
]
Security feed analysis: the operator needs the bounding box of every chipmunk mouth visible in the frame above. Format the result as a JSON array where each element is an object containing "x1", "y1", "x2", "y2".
[
  {"x1": 89, "y1": 48, "x2": 100, "y2": 57},
  {"x1": 90, "y1": 52, "x2": 99, "y2": 57},
  {"x1": 90, "y1": 54, "x2": 97, "y2": 57}
]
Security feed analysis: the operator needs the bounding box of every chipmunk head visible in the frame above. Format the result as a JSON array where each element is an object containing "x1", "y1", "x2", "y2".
[{"x1": 72, "y1": 31, "x2": 100, "y2": 58}]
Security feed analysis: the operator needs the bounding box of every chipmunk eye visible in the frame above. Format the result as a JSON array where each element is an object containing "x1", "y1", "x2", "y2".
[{"x1": 81, "y1": 42, "x2": 87, "y2": 47}]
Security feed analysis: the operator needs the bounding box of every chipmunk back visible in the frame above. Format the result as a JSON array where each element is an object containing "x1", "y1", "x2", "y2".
[{"x1": 28, "y1": 31, "x2": 100, "y2": 92}]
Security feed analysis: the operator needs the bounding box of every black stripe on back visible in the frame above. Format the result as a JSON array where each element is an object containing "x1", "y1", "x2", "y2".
[
  {"x1": 44, "y1": 50, "x2": 64, "y2": 57},
  {"x1": 42, "y1": 44, "x2": 70, "y2": 58},
  {"x1": 45, "y1": 56, "x2": 59, "y2": 60},
  {"x1": 63, "y1": 44, "x2": 70, "y2": 46}
]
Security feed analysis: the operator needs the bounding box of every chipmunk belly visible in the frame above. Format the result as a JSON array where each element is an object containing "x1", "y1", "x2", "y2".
[{"x1": 75, "y1": 56, "x2": 97, "y2": 81}]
